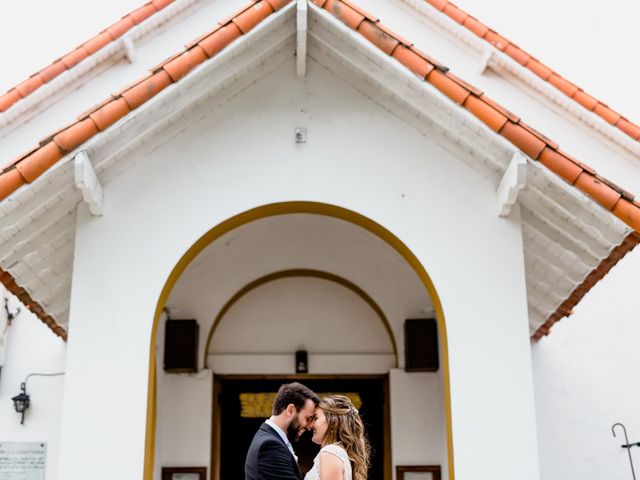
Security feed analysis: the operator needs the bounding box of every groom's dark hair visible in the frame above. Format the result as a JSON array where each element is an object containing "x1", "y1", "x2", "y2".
[{"x1": 272, "y1": 382, "x2": 319, "y2": 415}]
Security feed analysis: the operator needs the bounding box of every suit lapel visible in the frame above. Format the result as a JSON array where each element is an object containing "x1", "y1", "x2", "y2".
[{"x1": 261, "y1": 423, "x2": 300, "y2": 471}]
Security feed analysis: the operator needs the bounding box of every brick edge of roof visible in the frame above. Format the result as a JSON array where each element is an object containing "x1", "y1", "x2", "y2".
[
  {"x1": 0, "y1": 268, "x2": 68, "y2": 340},
  {"x1": 532, "y1": 231, "x2": 640, "y2": 340},
  {"x1": 0, "y1": 0, "x2": 177, "y2": 114},
  {"x1": 423, "y1": 0, "x2": 640, "y2": 142},
  {"x1": 0, "y1": 0, "x2": 639, "y2": 337}
]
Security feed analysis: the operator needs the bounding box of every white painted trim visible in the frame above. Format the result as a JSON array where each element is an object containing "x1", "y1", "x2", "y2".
[
  {"x1": 121, "y1": 35, "x2": 136, "y2": 64},
  {"x1": 497, "y1": 152, "x2": 527, "y2": 217},
  {"x1": 296, "y1": 0, "x2": 308, "y2": 77},
  {"x1": 74, "y1": 151, "x2": 103, "y2": 216}
]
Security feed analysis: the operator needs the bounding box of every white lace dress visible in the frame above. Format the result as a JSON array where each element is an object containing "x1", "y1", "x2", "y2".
[{"x1": 304, "y1": 443, "x2": 352, "y2": 480}]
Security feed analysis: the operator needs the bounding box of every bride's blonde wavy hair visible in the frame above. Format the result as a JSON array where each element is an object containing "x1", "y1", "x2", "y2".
[{"x1": 319, "y1": 395, "x2": 370, "y2": 480}]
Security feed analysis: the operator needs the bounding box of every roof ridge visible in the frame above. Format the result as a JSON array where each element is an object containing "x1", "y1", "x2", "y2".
[
  {"x1": 0, "y1": 0, "x2": 638, "y2": 339},
  {"x1": 421, "y1": 0, "x2": 640, "y2": 142},
  {"x1": 0, "y1": 0, "x2": 177, "y2": 114}
]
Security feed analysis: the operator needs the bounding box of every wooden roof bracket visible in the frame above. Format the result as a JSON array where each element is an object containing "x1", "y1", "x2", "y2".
[
  {"x1": 497, "y1": 151, "x2": 527, "y2": 217},
  {"x1": 74, "y1": 150, "x2": 104, "y2": 216}
]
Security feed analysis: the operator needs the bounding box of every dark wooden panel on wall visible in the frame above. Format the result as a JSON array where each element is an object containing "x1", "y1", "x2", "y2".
[
  {"x1": 164, "y1": 319, "x2": 199, "y2": 372},
  {"x1": 404, "y1": 318, "x2": 439, "y2": 372}
]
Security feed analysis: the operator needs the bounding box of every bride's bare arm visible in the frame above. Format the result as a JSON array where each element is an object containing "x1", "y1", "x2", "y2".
[{"x1": 319, "y1": 451, "x2": 345, "y2": 480}]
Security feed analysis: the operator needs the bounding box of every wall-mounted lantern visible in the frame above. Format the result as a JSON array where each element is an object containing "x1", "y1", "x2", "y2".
[
  {"x1": 11, "y1": 372, "x2": 65, "y2": 425},
  {"x1": 12, "y1": 383, "x2": 30, "y2": 424}
]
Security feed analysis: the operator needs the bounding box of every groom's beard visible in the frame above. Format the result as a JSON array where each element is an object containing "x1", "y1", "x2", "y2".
[{"x1": 287, "y1": 413, "x2": 301, "y2": 443}]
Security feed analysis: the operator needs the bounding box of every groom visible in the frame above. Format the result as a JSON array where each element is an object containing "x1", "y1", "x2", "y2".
[{"x1": 245, "y1": 382, "x2": 319, "y2": 480}]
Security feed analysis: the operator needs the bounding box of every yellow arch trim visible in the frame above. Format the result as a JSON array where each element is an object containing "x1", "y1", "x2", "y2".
[
  {"x1": 144, "y1": 201, "x2": 454, "y2": 480},
  {"x1": 202, "y1": 269, "x2": 399, "y2": 367}
]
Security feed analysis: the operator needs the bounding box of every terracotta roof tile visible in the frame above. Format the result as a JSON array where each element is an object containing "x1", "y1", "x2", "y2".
[
  {"x1": 423, "y1": 0, "x2": 640, "y2": 143},
  {"x1": 107, "y1": 16, "x2": 137, "y2": 40},
  {"x1": 538, "y1": 147, "x2": 582, "y2": 184},
  {"x1": 519, "y1": 122, "x2": 558, "y2": 150},
  {"x1": 446, "y1": 71, "x2": 482, "y2": 97},
  {"x1": 425, "y1": 0, "x2": 447, "y2": 11},
  {"x1": 499, "y1": 121, "x2": 545, "y2": 159},
  {"x1": 130, "y1": 4, "x2": 158, "y2": 24},
  {"x1": 484, "y1": 30, "x2": 508, "y2": 51},
  {"x1": 504, "y1": 44, "x2": 530, "y2": 66},
  {"x1": 121, "y1": 71, "x2": 172, "y2": 109},
  {"x1": 427, "y1": 70, "x2": 470, "y2": 104},
  {"x1": 594, "y1": 103, "x2": 621, "y2": 125},
  {"x1": 40, "y1": 61, "x2": 67, "y2": 82},
  {"x1": 613, "y1": 200, "x2": 640, "y2": 232},
  {"x1": 617, "y1": 118, "x2": 640, "y2": 140},
  {"x1": 15, "y1": 142, "x2": 63, "y2": 183},
  {"x1": 0, "y1": 169, "x2": 25, "y2": 198},
  {"x1": 463, "y1": 95, "x2": 507, "y2": 132},
  {"x1": 548, "y1": 74, "x2": 579, "y2": 98},
  {"x1": 163, "y1": 45, "x2": 208, "y2": 81},
  {"x1": 152, "y1": 0, "x2": 173, "y2": 8},
  {"x1": 89, "y1": 97, "x2": 131, "y2": 131},
  {"x1": 574, "y1": 172, "x2": 622, "y2": 210},
  {"x1": 391, "y1": 45, "x2": 434, "y2": 79},
  {"x1": 232, "y1": 1, "x2": 274, "y2": 34},
  {"x1": 0, "y1": 1, "x2": 175, "y2": 114},
  {"x1": 573, "y1": 90, "x2": 598, "y2": 111},
  {"x1": 442, "y1": 3, "x2": 468, "y2": 24},
  {"x1": 526, "y1": 58, "x2": 553, "y2": 80},
  {"x1": 324, "y1": 0, "x2": 365, "y2": 30},
  {"x1": 53, "y1": 118, "x2": 100, "y2": 153},
  {"x1": 462, "y1": 16, "x2": 489, "y2": 37},
  {"x1": 357, "y1": 20, "x2": 400, "y2": 55},
  {"x1": 480, "y1": 94, "x2": 519, "y2": 123},
  {"x1": 410, "y1": 45, "x2": 448, "y2": 72},
  {"x1": 376, "y1": 22, "x2": 413, "y2": 47},
  {"x1": 198, "y1": 23, "x2": 243, "y2": 57},
  {"x1": 341, "y1": 0, "x2": 378, "y2": 22},
  {"x1": 0, "y1": 90, "x2": 22, "y2": 112},
  {"x1": 15, "y1": 75, "x2": 45, "y2": 98},
  {"x1": 265, "y1": 0, "x2": 292, "y2": 10}
]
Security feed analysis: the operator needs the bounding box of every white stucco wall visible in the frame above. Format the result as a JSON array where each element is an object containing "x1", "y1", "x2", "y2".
[
  {"x1": 390, "y1": 369, "x2": 447, "y2": 479},
  {"x1": 531, "y1": 248, "x2": 640, "y2": 480},
  {"x1": 57, "y1": 55, "x2": 537, "y2": 480},
  {"x1": 0, "y1": 287, "x2": 66, "y2": 480}
]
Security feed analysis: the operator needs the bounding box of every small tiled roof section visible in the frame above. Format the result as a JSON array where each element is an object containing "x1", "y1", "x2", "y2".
[
  {"x1": 0, "y1": 0, "x2": 176, "y2": 114},
  {"x1": 0, "y1": 267, "x2": 68, "y2": 340},
  {"x1": 0, "y1": 0, "x2": 639, "y2": 339},
  {"x1": 423, "y1": 0, "x2": 640, "y2": 142}
]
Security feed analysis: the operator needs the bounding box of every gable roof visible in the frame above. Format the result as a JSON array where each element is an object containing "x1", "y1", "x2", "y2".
[
  {"x1": 0, "y1": 0, "x2": 176, "y2": 114},
  {"x1": 421, "y1": 0, "x2": 640, "y2": 142},
  {"x1": 0, "y1": 0, "x2": 638, "y2": 341}
]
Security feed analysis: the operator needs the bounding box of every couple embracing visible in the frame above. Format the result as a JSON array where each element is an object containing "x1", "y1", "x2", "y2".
[{"x1": 245, "y1": 382, "x2": 370, "y2": 480}]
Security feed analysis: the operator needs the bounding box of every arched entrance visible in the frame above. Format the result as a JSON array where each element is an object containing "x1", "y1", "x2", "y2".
[{"x1": 145, "y1": 201, "x2": 454, "y2": 479}]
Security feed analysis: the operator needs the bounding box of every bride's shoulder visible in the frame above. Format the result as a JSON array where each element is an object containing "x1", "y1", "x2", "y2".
[
  {"x1": 319, "y1": 443, "x2": 349, "y2": 464},
  {"x1": 320, "y1": 443, "x2": 347, "y2": 455}
]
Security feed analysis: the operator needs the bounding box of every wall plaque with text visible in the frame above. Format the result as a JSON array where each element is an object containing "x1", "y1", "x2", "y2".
[{"x1": 0, "y1": 442, "x2": 46, "y2": 480}]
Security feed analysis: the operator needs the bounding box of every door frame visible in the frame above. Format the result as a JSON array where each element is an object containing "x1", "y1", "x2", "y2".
[{"x1": 211, "y1": 374, "x2": 392, "y2": 480}]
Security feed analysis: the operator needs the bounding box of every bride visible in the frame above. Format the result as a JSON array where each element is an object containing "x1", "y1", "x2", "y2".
[{"x1": 305, "y1": 395, "x2": 370, "y2": 480}]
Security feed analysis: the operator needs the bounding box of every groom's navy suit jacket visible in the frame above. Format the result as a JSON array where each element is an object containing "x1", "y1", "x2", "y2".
[{"x1": 245, "y1": 423, "x2": 300, "y2": 480}]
